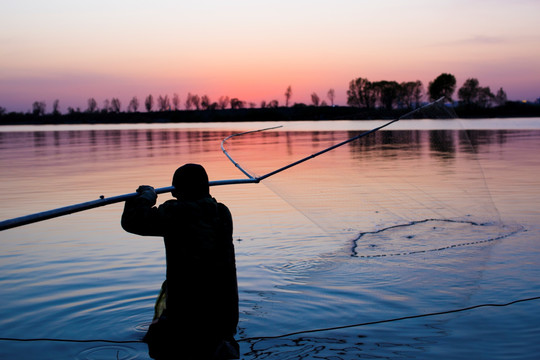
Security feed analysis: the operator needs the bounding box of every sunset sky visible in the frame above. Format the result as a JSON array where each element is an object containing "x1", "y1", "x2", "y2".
[{"x1": 1, "y1": 0, "x2": 539, "y2": 113}]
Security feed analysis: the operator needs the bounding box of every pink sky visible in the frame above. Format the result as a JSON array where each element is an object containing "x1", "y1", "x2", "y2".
[{"x1": 1, "y1": 0, "x2": 540, "y2": 113}]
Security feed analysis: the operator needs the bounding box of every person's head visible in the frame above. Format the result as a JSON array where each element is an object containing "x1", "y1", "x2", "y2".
[{"x1": 171, "y1": 163, "x2": 210, "y2": 200}]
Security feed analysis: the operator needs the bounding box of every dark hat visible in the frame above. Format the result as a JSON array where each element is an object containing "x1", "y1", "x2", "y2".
[{"x1": 172, "y1": 163, "x2": 210, "y2": 200}]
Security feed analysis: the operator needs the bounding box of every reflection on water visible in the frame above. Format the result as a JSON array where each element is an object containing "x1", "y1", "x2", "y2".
[{"x1": 1, "y1": 121, "x2": 540, "y2": 359}]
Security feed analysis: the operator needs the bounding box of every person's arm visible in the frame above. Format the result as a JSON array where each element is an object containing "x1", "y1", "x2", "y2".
[{"x1": 121, "y1": 185, "x2": 164, "y2": 236}]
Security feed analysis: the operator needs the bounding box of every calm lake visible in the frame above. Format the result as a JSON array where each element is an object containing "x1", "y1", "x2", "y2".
[{"x1": 1, "y1": 119, "x2": 540, "y2": 359}]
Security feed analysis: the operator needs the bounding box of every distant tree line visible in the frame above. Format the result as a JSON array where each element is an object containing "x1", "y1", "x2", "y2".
[
  {"x1": 1, "y1": 72, "x2": 538, "y2": 119},
  {"x1": 1, "y1": 85, "x2": 342, "y2": 116},
  {"x1": 346, "y1": 73, "x2": 510, "y2": 110}
]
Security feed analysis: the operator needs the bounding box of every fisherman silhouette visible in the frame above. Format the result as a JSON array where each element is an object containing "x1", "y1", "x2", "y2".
[{"x1": 122, "y1": 164, "x2": 239, "y2": 359}]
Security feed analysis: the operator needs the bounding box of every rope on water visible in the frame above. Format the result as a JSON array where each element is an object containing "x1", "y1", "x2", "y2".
[{"x1": 1, "y1": 295, "x2": 539, "y2": 344}]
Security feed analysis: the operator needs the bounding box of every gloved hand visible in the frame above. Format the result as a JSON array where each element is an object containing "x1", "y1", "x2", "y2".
[{"x1": 136, "y1": 185, "x2": 157, "y2": 205}]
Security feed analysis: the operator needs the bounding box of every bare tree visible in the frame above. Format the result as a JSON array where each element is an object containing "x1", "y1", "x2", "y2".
[
  {"x1": 230, "y1": 98, "x2": 245, "y2": 109},
  {"x1": 400, "y1": 81, "x2": 424, "y2": 109},
  {"x1": 128, "y1": 96, "x2": 140, "y2": 112},
  {"x1": 218, "y1": 96, "x2": 230, "y2": 110},
  {"x1": 285, "y1": 85, "x2": 292, "y2": 107},
  {"x1": 184, "y1": 93, "x2": 194, "y2": 110},
  {"x1": 52, "y1": 99, "x2": 60, "y2": 115},
  {"x1": 145, "y1": 94, "x2": 154, "y2": 112},
  {"x1": 191, "y1": 94, "x2": 201, "y2": 110},
  {"x1": 172, "y1": 93, "x2": 180, "y2": 110},
  {"x1": 267, "y1": 100, "x2": 279, "y2": 108},
  {"x1": 32, "y1": 101, "x2": 46, "y2": 116},
  {"x1": 110, "y1": 98, "x2": 121, "y2": 113},
  {"x1": 184, "y1": 93, "x2": 201, "y2": 110},
  {"x1": 347, "y1": 77, "x2": 377, "y2": 109},
  {"x1": 157, "y1": 95, "x2": 171, "y2": 111},
  {"x1": 87, "y1": 98, "x2": 98, "y2": 113},
  {"x1": 327, "y1": 89, "x2": 335, "y2": 106},
  {"x1": 201, "y1": 95, "x2": 211, "y2": 110},
  {"x1": 311, "y1": 92, "x2": 320, "y2": 106}
]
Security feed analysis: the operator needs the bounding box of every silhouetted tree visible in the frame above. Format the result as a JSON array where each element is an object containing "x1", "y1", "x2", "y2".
[
  {"x1": 428, "y1": 73, "x2": 456, "y2": 102},
  {"x1": 172, "y1": 93, "x2": 180, "y2": 110},
  {"x1": 494, "y1": 87, "x2": 507, "y2": 106},
  {"x1": 0, "y1": 107, "x2": 6, "y2": 116},
  {"x1": 201, "y1": 95, "x2": 211, "y2": 110},
  {"x1": 458, "y1": 78, "x2": 494, "y2": 107},
  {"x1": 327, "y1": 89, "x2": 335, "y2": 106},
  {"x1": 285, "y1": 86, "x2": 292, "y2": 107},
  {"x1": 400, "y1": 81, "x2": 423, "y2": 108},
  {"x1": 52, "y1": 99, "x2": 61, "y2": 115},
  {"x1": 190, "y1": 94, "x2": 201, "y2": 110},
  {"x1": 145, "y1": 95, "x2": 154, "y2": 112},
  {"x1": 412, "y1": 81, "x2": 423, "y2": 108},
  {"x1": 128, "y1": 96, "x2": 140, "y2": 112},
  {"x1": 32, "y1": 101, "x2": 46, "y2": 116},
  {"x1": 157, "y1": 95, "x2": 170, "y2": 111},
  {"x1": 458, "y1": 78, "x2": 480, "y2": 106},
  {"x1": 477, "y1": 87, "x2": 494, "y2": 108},
  {"x1": 373, "y1": 81, "x2": 400, "y2": 110},
  {"x1": 347, "y1": 78, "x2": 366, "y2": 107},
  {"x1": 218, "y1": 96, "x2": 230, "y2": 110},
  {"x1": 110, "y1": 98, "x2": 121, "y2": 113},
  {"x1": 87, "y1": 98, "x2": 98, "y2": 113},
  {"x1": 260, "y1": 100, "x2": 267, "y2": 109},
  {"x1": 185, "y1": 93, "x2": 194, "y2": 110},
  {"x1": 267, "y1": 100, "x2": 279, "y2": 108},
  {"x1": 230, "y1": 98, "x2": 245, "y2": 109},
  {"x1": 347, "y1": 77, "x2": 376, "y2": 109},
  {"x1": 311, "y1": 92, "x2": 320, "y2": 106}
]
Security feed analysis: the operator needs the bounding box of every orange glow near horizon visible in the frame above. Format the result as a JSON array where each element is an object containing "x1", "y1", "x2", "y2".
[{"x1": 1, "y1": 1, "x2": 540, "y2": 112}]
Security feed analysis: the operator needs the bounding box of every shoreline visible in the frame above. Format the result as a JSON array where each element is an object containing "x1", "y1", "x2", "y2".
[{"x1": 1, "y1": 102, "x2": 539, "y2": 126}]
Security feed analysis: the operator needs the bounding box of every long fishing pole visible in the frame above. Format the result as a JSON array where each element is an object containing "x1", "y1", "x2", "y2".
[
  {"x1": 0, "y1": 98, "x2": 444, "y2": 231},
  {"x1": 0, "y1": 179, "x2": 258, "y2": 232},
  {"x1": 222, "y1": 97, "x2": 444, "y2": 181}
]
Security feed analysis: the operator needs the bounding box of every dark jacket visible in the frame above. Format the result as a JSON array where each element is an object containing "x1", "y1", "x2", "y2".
[{"x1": 121, "y1": 195, "x2": 239, "y2": 340}]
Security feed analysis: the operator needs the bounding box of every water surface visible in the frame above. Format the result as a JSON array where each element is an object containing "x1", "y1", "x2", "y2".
[{"x1": 1, "y1": 119, "x2": 539, "y2": 359}]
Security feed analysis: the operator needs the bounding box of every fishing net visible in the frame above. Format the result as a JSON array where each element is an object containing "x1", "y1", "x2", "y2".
[{"x1": 222, "y1": 101, "x2": 520, "y2": 259}]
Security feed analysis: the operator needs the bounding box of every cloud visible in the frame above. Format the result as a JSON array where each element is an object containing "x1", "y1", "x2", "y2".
[{"x1": 431, "y1": 35, "x2": 506, "y2": 47}]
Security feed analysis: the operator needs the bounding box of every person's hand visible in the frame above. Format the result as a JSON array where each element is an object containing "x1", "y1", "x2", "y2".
[{"x1": 136, "y1": 185, "x2": 157, "y2": 204}]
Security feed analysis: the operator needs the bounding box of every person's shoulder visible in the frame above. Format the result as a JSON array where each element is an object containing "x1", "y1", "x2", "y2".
[
  {"x1": 215, "y1": 199, "x2": 232, "y2": 217},
  {"x1": 157, "y1": 199, "x2": 183, "y2": 212},
  {"x1": 160, "y1": 199, "x2": 179, "y2": 207}
]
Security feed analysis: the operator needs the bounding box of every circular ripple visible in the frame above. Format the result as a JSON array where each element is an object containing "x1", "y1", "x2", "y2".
[{"x1": 76, "y1": 345, "x2": 139, "y2": 360}]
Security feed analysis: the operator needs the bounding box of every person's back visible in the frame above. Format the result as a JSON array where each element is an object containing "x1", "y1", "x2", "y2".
[{"x1": 121, "y1": 164, "x2": 239, "y2": 359}]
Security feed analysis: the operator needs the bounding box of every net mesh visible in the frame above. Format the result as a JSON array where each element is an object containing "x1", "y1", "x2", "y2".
[{"x1": 223, "y1": 102, "x2": 519, "y2": 258}]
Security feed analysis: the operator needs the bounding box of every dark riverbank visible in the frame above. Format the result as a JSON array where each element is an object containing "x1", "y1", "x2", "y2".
[{"x1": 1, "y1": 101, "x2": 539, "y2": 125}]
